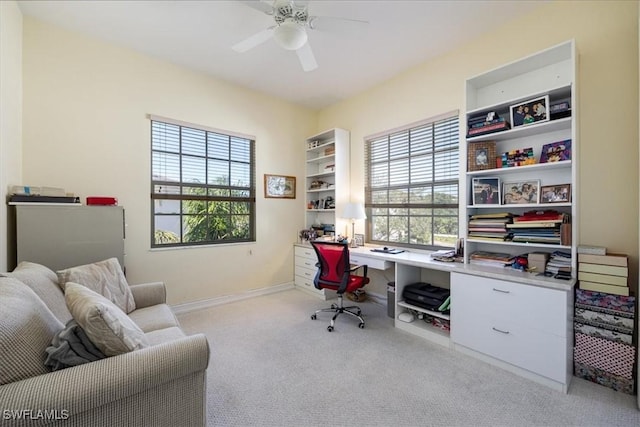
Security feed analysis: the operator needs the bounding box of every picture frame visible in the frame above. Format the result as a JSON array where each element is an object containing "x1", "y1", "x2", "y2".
[
  {"x1": 264, "y1": 174, "x2": 296, "y2": 199},
  {"x1": 472, "y1": 177, "x2": 501, "y2": 206},
  {"x1": 468, "y1": 141, "x2": 496, "y2": 171},
  {"x1": 540, "y1": 139, "x2": 571, "y2": 163},
  {"x1": 510, "y1": 95, "x2": 549, "y2": 128},
  {"x1": 354, "y1": 233, "x2": 365, "y2": 247},
  {"x1": 502, "y1": 180, "x2": 540, "y2": 205},
  {"x1": 540, "y1": 184, "x2": 571, "y2": 203}
]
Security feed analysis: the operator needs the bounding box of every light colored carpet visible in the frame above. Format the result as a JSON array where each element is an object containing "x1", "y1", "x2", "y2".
[{"x1": 177, "y1": 289, "x2": 639, "y2": 427}]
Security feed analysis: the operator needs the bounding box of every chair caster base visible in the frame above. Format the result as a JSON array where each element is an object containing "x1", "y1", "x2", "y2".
[
  {"x1": 359, "y1": 322, "x2": 365, "y2": 329},
  {"x1": 327, "y1": 326, "x2": 334, "y2": 332},
  {"x1": 311, "y1": 314, "x2": 317, "y2": 320}
]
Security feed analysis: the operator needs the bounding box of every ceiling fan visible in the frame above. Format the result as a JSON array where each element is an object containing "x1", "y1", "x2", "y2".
[{"x1": 232, "y1": 0, "x2": 368, "y2": 72}]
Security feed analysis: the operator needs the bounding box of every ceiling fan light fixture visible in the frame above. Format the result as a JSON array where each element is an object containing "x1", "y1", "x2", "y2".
[{"x1": 273, "y1": 20, "x2": 307, "y2": 50}]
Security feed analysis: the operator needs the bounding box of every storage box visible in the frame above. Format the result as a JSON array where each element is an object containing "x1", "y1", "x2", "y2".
[
  {"x1": 574, "y1": 332, "x2": 635, "y2": 379},
  {"x1": 575, "y1": 289, "x2": 635, "y2": 314},
  {"x1": 574, "y1": 361, "x2": 634, "y2": 395},
  {"x1": 527, "y1": 252, "x2": 549, "y2": 273}
]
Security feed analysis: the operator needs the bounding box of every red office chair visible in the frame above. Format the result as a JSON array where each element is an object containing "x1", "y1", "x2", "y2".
[{"x1": 309, "y1": 241, "x2": 370, "y2": 332}]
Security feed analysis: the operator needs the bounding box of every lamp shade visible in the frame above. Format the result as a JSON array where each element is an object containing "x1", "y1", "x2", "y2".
[
  {"x1": 273, "y1": 20, "x2": 308, "y2": 51},
  {"x1": 342, "y1": 203, "x2": 366, "y2": 220}
]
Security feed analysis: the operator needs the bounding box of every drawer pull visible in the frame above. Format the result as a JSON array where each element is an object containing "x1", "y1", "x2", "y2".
[
  {"x1": 492, "y1": 288, "x2": 510, "y2": 294},
  {"x1": 492, "y1": 327, "x2": 510, "y2": 334}
]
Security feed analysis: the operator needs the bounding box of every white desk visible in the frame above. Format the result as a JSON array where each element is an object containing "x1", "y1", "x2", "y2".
[{"x1": 298, "y1": 243, "x2": 575, "y2": 393}]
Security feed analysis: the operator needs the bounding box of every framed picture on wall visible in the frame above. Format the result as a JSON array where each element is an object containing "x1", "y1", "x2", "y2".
[{"x1": 264, "y1": 174, "x2": 296, "y2": 199}]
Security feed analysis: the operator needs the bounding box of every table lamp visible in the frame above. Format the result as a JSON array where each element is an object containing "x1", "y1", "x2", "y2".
[{"x1": 342, "y1": 203, "x2": 367, "y2": 248}]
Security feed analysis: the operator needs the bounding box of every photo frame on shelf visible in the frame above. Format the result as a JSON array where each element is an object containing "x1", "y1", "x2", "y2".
[
  {"x1": 354, "y1": 233, "x2": 364, "y2": 246},
  {"x1": 502, "y1": 180, "x2": 540, "y2": 205},
  {"x1": 540, "y1": 184, "x2": 571, "y2": 203},
  {"x1": 264, "y1": 174, "x2": 296, "y2": 199},
  {"x1": 540, "y1": 139, "x2": 571, "y2": 163},
  {"x1": 501, "y1": 147, "x2": 535, "y2": 168},
  {"x1": 472, "y1": 177, "x2": 501, "y2": 206},
  {"x1": 510, "y1": 95, "x2": 549, "y2": 128},
  {"x1": 468, "y1": 141, "x2": 496, "y2": 171}
]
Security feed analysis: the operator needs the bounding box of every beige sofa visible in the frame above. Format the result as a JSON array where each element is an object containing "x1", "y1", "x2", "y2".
[{"x1": 0, "y1": 261, "x2": 209, "y2": 427}]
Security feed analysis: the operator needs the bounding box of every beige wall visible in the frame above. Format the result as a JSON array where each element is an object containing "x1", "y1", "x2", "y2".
[
  {"x1": 0, "y1": 1, "x2": 23, "y2": 272},
  {"x1": 8, "y1": 1, "x2": 640, "y2": 303},
  {"x1": 21, "y1": 18, "x2": 316, "y2": 304},
  {"x1": 319, "y1": 1, "x2": 640, "y2": 296}
]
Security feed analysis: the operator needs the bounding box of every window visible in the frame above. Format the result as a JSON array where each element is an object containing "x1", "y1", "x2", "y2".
[
  {"x1": 365, "y1": 112, "x2": 459, "y2": 250},
  {"x1": 150, "y1": 116, "x2": 255, "y2": 247}
]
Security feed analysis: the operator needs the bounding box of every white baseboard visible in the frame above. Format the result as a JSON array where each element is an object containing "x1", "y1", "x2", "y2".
[
  {"x1": 366, "y1": 291, "x2": 386, "y2": 306},
  {"x1": 171, "y1": 282, "x2": 294, "y2": 315}
]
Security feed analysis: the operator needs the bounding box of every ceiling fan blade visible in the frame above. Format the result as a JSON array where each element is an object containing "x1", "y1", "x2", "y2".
[
  {"x1": 296, "y1": 42, "x2": 318, "y2": 72},
  {"x1": 308, "y1": 15, "x2": 369, "y2": 32},
  {"x1": 232, "y1": 27, "x2": 275, "y2": 53},
  {"x1": 240, "y1": 0, "x2": 275, "y2": 15}
]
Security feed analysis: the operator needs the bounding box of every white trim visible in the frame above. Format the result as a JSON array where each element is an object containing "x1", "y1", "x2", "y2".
[
  {"x1": 148, "y1": 114, "x2": 256, "y2": 141},
  {"x1": 171, "y1": 282, "x2": 294, "y2": 315}
]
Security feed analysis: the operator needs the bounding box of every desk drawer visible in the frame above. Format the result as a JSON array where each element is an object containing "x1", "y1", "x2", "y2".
[
  {"x1": 295, "y1": 264, "x2": 316, "y2": 282},
  {"x1": 350, "y1": 254, "x2": 391, "y2": 271},
  {"x1": 453, "y1": 313, "x2": 567, "y2": 382},
  {"x1": 451, "y1": 273, "x2": 568, "y2": 336},
  {"x1": 295, "y1": 245, "x2": 316, "y2": 260},
  {"x1": 295, "y1": 256, "x2": 316, "y2": 270}
]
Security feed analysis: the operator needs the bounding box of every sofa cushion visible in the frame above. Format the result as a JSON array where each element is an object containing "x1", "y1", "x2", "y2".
[
  {"x1": 128, "y1": 304, "x2": 180, "y2": 333},
  {"x1": 145, "y1": 327, "x2": 187, "y2": 346},
  {"x1": 65, "y1": 282, "x2": 148, "y2": 357},
  {"x1": 0, "y1": 277, "x2": 64, "y2": 385},
  {"x1": 58, "y1": 258, "x2": 136, "y2": 314},
  {"x1": 1, "y1": 261, "x2": 73, "y2": 325}
]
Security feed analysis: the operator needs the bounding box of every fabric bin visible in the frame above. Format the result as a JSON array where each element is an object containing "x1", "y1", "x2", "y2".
[
  {"x1": 574, "y1": 361, "x2": 634, "y2": 395},
  {"x1": 575, "y1": 289, "x2": 635, "y2": 314},
  {"x1": 574, "y1": 332, "x2": 635, "y2": 379}
]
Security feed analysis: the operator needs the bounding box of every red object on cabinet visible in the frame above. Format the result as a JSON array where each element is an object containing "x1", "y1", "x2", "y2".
[{"x1": 86, "y1": 197, "x2": 118, "y2": 206}]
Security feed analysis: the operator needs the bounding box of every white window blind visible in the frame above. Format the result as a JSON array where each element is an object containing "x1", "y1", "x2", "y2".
[
  {"x1": 150, "y1": 117, "x2": 255, "y2": 247},
  {"x1": 365, "y1": 113, "x2": 459, "y2": 249}
]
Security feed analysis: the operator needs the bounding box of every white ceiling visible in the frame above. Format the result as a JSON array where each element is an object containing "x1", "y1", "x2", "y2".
[{"x1": 17, "y1": 0, "x2": 544, "y2": 110}]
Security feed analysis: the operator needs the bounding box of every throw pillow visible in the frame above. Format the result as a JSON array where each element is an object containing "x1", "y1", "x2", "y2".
[
  {"x1": 0, "y1": 277, "x2": 64, "y2": 385},
  {"x1": 1, "y1": 261, "x2": 73, "y2": 324},
  {"x1": 57, "y1": 258, "x2": 136, "y2": 314},
  {"x1": 64, "y1": 282, "x2": 148, "y2": 357}
]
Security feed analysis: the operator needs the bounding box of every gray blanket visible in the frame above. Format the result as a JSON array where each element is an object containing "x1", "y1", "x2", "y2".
[{"x1": 45, "y1": 319, "x2": 106, "y2": 371}]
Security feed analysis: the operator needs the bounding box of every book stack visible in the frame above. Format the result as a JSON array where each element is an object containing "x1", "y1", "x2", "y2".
[
  {"x1": 8, "y1": 186, "x2": 80, "y2": 204},
  {"x1": 506, "y1": 209, "x2": 568, "y2": 245},
  {"x1": 469, "y1": 251, "x2": 514, "y2": 268},
  {"x1": 578, "y1": 252, "x2": 630, "y2": 296},
  {"x1": 545, "y1": 250, "x2": 572, "y2": 279},
  {"x1": 467, "y1": 112, "x2": 510, "y2": 137},
  {"x1": 467, "y1": 212, "x2": 514, "y2": 242},
  {"x1": 573, "y1": 289, "x2": 635, "y2": 394}
]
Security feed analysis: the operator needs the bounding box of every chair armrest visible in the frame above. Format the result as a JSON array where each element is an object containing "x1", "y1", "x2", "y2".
[
  {"x1": 0, "y1": 334, "x2": 209, "y2": 425},
  {"x1": 350, "y1": 264, "x2": 368, "y2": 278},
  {"x1": 129, "y1": 281, "x2": 166, "y2": 308}
]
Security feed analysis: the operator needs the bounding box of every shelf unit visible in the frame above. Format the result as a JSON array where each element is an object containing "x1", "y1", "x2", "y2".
[
  {"x1": 304, "y1": 128, "x2": 350, "y2": 235},
  {"x1": 394, "y1": 263, "x2": 451, "y2": 348},
  {"x1": 461, "y1": 40, "x2": 578, "y2": 276}
]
